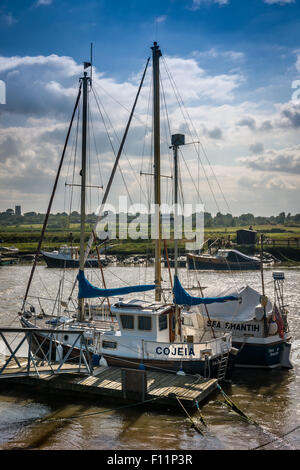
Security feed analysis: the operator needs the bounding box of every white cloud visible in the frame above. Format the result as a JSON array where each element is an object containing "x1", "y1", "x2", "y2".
[
  {"x1": 249, "y1": 142, "x2": 264, "y2": 154},
  {"x1": 35, "y1": 0, "x2": 53, "y2": 6},
  {"x1": 0, "y1": 12, "x2": 17, "y2": 26},
  {"x1": 238, "y1": 145, "x2": 300, "y2": 174},
  {"x1": 161, "y1": 56, "x2": 243, "y2": 103},
  {"x1": 192, "y1": 48, "x2": 245, "y2": 61},
  {"x1": 264, "y1": 0, "x2": 295, "y2": 5},
  {"x1": 155, "y1": 15, "x2": 167, "y2": 23},
  {"x1": 192, "y1": 0, "x2": 229, "y2": 8},
  {"x1": 0, "y1": 51, "x2": 299, "y2": 215}
]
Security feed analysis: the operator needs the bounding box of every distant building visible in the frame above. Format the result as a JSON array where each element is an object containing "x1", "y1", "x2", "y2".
[
  {"x1": 15, "y1": 205, "x2": 21, "y2": 216},
  {"x1": 236, "y1": 229, "x2": 257, "y2": 245}
]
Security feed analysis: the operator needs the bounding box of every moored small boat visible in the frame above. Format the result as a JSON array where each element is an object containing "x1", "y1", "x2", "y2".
[
  {"x1": 187, "y1": 249, "x2": 261, "y2": 270},
  {"x1": 41, "y1": 245, "x2": 107, "y2": 268}
]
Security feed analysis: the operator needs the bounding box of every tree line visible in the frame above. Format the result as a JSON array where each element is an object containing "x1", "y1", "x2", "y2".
[{"x1": 1, "y1": 209, "x2": 300, "y2": 228}]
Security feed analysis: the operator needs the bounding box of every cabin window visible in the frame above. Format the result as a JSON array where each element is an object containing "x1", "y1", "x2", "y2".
[
  {"x1": 159, "y1": 314, "x2": 168, "y2": 331},
  {"x1": 102, "y1": 340, "x2": 117, "y2": 349},
  {"x1": 183, "y1": 317, "x2": 194, "y2": 327},
  {"x1": 138, "y1": 315, "x2": 152, "y2": 331},
  {"x1": 120, "y1": 314, "x2": 134, "y2": 329},
  {"x1": 63, "y1": 334, "x2": 69, "y2": 341}
]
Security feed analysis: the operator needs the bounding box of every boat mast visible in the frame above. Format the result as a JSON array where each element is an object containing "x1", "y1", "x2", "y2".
[
  {"x1": 78, "y1": 68, "x2": 90, "y2": 321},
  {"x1": 171, "y1": 134, "x2": 185, "y2": 341},
  {"x1": 152, "y1": 41, "x2": 162, "y2": 302}
]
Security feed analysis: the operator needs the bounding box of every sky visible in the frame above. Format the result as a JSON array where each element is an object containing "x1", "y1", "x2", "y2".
[{"x1": 0, "y1": 0, "x2": 300, "y2": 216}]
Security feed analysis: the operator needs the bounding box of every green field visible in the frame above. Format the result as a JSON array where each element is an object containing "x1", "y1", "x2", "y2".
[
  {"x1": 204, "y1": 224, "x2": 300, "y2": 238},
  {"x1": 1, "y1": 223, "x2": 300, "y2": 257}
]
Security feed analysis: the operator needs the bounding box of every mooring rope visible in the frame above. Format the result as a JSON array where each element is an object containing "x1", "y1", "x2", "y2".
[
  {"x1": 172, "y1": 395, "x2": 204, "y2": 435},
  {"x1": 250, "y1": 424, "x2": 300, "y2": 450},
  {"x1": 216, "y1": 384, "x2": 258, "y2": 425},
  {"x1": 10, "y1": 395, "x2": 167, "y2": 427}
]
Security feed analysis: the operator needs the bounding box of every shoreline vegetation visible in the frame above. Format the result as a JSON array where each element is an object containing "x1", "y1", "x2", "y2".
[{"x1": 1, "y1": 212, "x2": 300, "y2": 263}]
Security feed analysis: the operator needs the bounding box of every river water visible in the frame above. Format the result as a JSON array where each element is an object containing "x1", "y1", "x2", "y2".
[{"x1": 0, "y1": 264, "x2": 299, "y2": 450}]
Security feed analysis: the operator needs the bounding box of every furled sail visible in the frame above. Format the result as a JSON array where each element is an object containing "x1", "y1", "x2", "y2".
[
  {"x1": 77, "y1": 270, "x2": 155, "y2": 299},
  {"x1": 173, "y1": 275, "x2": 239, "y2": 306}
]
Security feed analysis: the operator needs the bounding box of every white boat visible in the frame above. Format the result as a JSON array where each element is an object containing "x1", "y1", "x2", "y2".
[{"x1": 182, "y1": 271, "x2": 292, "y2": 369}]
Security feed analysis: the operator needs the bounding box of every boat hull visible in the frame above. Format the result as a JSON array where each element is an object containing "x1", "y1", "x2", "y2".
[
  {"x1": 42, "y1": 252, "x2": 103, "y2": 268},
  {"x1": 101, "y1": 352, "x2": 235, "y2": 379},
  {"x1": 187, "y1": 254, "x2": 260, "y2": 271},
  {"x1": 20, "y1": 317, "x2": 234, "y2": 380},
  {"x1": 233, "y1": 339, "x2": 293, "y2": 369}
]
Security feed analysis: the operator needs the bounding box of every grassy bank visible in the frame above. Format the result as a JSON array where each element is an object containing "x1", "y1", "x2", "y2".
[{"x1": 1, "y1": 224, "x2": 300, "y2": 261}]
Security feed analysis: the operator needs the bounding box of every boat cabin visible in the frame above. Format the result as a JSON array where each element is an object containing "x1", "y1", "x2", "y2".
[
  {"x1": 110, "y1": 299, "x2": 179, "y2": 343},
  {"x1": 58, "y1": 245, "x2": 79, "y2": 259},
  {"x1": 216, "y1": 249, "x2": 259, "y2": 264}
]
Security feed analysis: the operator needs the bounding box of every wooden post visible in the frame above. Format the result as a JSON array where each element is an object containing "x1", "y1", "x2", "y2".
[{"x1": 121, "y1": 368, "x2": 147, "y2": 401}]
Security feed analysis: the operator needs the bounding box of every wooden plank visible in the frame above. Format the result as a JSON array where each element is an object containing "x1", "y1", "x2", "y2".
[
  {"x1": 94, "y1": 378, "x2": 118, "y2": 389},
  {"x1": 99, "y1": 367, "x2": 122, "y2": 380},
  {"x1": 90, "y1": 369, "x2": 121, "y2": 386},
  {"x1": 1, "y1": 362, "x2": 217, "y2": 408},
  {"x1": 95, "y1": 370, "x2": 122, "y2": 388},
  {"x1": 147, "y1": 373, "x2": 178, "y2": 393},
  {"x1": 155, "y1": 376, "x2": 195, "y2": 398}
]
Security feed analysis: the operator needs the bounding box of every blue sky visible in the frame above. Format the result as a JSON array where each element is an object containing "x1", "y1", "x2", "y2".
[
  {"x1": 0, "y1": 0, "x2": 300, "y2": 215},
  {"x1": 1, "y1": 0, "x2": 300, "y2": 88}
]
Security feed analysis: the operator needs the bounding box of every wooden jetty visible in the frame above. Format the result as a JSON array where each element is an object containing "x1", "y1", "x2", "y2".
[
  {"x1": 1, "y1": 359, "x2": 218, "y2": 409},
  {"x1": 0, "y1": 327, "x2": 218, "y2": 409}
]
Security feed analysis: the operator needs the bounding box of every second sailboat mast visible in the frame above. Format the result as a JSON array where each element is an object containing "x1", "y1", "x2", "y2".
[
  {"x1": 79, "y1": 70, "x2": 90, "y2": 321},
  {"x1": 152, "y1": 42, "x2": 162, "y2": 302}
]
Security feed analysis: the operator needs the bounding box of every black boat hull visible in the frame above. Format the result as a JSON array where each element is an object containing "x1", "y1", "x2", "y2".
[{"x1": 42, "y1": 252, "x2": 104, "y2": 268}]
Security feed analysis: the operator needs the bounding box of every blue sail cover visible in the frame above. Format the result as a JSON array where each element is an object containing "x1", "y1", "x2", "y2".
[
  {"x1": 77, "y1": 270, "x2": 155, "y2": 299},
  {"x1": 173, "y1": 275, "x2": 239, "y2": 306}
]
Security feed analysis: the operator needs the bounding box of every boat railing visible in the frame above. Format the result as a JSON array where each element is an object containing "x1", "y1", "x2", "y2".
[{"x1": 0, "y1": 327, "x2": 93, "y2": 378}]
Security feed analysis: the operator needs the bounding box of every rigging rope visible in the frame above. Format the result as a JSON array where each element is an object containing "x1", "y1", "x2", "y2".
[
  {"x1": 91, "y1": 86, "x2": 133, "y2": 206},
  {"x1": 21, "y1": 83, "x2": 82, "y2": 311}
]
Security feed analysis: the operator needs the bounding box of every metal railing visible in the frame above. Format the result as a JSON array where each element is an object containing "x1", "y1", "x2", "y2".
[{"x1": 0, "y1": 327, "x2": 93, "y2": 378}]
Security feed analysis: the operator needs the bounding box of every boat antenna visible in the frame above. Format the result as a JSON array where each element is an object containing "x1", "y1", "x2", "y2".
[{"x1": 259, "y1": 234, "x2": 268, "y2": 336}]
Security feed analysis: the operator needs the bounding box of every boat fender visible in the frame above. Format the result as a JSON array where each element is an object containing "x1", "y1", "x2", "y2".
[
  {"x1": 254, "y1": 305, "x2": 264, "y2": 321},
  {"x1": 229, "y1": 347, "x2": 239, "y2": 356},
  {"x1": 268, "y1": 321, "x2": 278, "y2": 336},
  {"x1": 99, "y1": 355, "x2": 108, "y2": 367},
  {"x1": 92, "y1": 354, "x2": 100, "y2": 366},
  {"x1": 55, "y1": 343, "x2": 63, "y2": 362}
]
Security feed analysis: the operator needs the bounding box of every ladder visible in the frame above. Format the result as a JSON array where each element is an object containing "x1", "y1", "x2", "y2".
[{"x1": 217, "y1": 351, "x2": 229, "y2": 381}]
